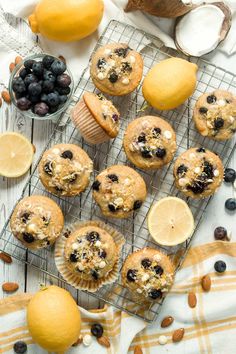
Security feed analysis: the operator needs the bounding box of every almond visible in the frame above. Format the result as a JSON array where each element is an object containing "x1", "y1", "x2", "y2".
[
  {"x1": 172, "y1": 328, "x2": 185, "y2": 343},
  {"x1": 201, "y1": 274, "x2": 211, "y2": 292},
  {"x1": 97, "y1": 336, "x2": 110, "y2": 348},
  {"x1": 2, "y1": 90, "x2": 11, "y2": 104},
  {"x1": 0, "y1": 252, "x2": 12, "y2": 264},
  {"x1": 9, "y1": 62, "x2": 15, "y2": 72},
  {"x1": 188, "y1": 292, "x2": 197, "y2": 308},
  {"x1": 134, "y1": 345, "x2": 143, "y2": 354},
  {"x1": 161, "y1": 315, "x2": 174, "y2": 328},
  {"x1": 59, "y1": 55, "x2": 66, "y2": 63},
  {"x1": 2, "y1": 282, "x2": 19, "y2": 292},
  {"x1": 15, "y1": 56, "x2": 23, "y2": 65}
]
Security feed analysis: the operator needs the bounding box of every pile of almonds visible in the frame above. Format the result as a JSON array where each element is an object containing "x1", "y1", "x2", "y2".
[{"x1": 0, "y1": 252, "x2": 18, "y2": 293}]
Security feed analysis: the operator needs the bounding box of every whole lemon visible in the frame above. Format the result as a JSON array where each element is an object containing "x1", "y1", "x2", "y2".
[
  {"x1": 29, "y1": 0, "x2": 104, "y2": 42},
  {"x1": 142, "y1": 58, "x2": 198, "y2": 110},
  {"x1": 27, "y1": 286, "x2": 81, "y2": 353}
]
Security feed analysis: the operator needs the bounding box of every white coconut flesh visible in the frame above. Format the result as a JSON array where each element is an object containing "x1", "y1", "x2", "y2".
[{"x1": 175, "y1": 4, "x2": 225, "y2": 56}]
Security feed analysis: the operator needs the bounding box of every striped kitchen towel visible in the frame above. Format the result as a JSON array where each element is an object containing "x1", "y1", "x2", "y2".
[{"x1": 0, "y1": 241, "x2": 236, "y2": 354}]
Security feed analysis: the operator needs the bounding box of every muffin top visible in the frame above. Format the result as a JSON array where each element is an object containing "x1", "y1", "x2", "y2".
[
  {"x1": 90, "y1": 42, "x2": 143, "y2": 96},
  {"x1": 10, "y1": 195, "x2": 64, "y2": 249},
  {"x1": 173, "y1": 147, "x2": 224, "y2": 198},
  {"x1": 39, "y1": 143, "x2": 93, "y2": 196},
  {"x1": 64, "y1": 225, "x2": 118, "y2": 281},
  {"x1": 193, "y1": 90, "x2": 236, "y2": 140},
  {"x1": 123, "y1": 116, "x2": 177, "y2": 169},
  {"x1": 82, "y1": 92, "x2": 120, "y2": 138},
  {"x1": 92, "y1": 165, "x2": 147, "y2": 218},
  {"x1": 121, "y1": 248, "x2": 174, "y2": 301}
]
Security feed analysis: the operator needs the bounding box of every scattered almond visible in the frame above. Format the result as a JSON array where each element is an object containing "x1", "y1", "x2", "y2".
[
  {"x1": 0, "y1": 252, "x2": 12, "y2": 264},
  {"x1": 188, "y1": 292, "x2": 197, "y2": 308},
  {"x1": 134, "y1": 345, "x2": 143, "y2": 354},
  {"x1": 0, "y1": 97, "x2": 2, "y2": 108},
  {"x1": 161, "y1": 315, "x2": 174, "y2": 328},
  {"x1": 2, "y1": 90, "x2": 11, "y2": 104},
  {"x1": 97, "y1": 336, "x2": 110, "y2": 348},
  {"x1": 59, "y1": 55, "x2": 66, "y2": 63},
  {"x1": 201, "y1": 274, "x2": 211, "y2": 292},
  {"x1": 15, "y1": 56, "x2": 23, "y2": 65},
  {"x1": 9, "y1": 62, "x2": 15, "y2": 73},
  {"x1": 32, "y1": 144, "x2": 36, "y2": 153},
  {"x1": 172, "y1": 328, "x2": 185, "y2": 343},
  {"x1": 72, "y1": 336, "x2": 83, "y2": 346},
  {"x1": 2, "y1": 282, "x2": 19, "y2": 292}
]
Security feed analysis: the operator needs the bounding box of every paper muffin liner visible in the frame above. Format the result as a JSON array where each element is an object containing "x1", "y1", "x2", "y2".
[
  {"x1": 71, "y1": 98, "x2": 111, "y2": 144},
  {"x1": 54, "y1": 220, "x2": 125, "y2": 293}
]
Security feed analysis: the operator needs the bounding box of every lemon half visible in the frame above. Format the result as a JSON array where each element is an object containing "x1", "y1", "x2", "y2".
[
  {"x1": 148, "y1": 197, "x2": 195, "y2": 246},
  {"x1": 0, "y1": 132, "x2": 34, "y2": 177}
]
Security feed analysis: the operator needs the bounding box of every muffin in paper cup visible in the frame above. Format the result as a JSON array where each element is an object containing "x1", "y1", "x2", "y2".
[
  {"x1": 54, "y1": 220, "x2": 125, "y2": 292},
  {"x1": 71, "y1": 92, "x2": 120, "y2": 144}
]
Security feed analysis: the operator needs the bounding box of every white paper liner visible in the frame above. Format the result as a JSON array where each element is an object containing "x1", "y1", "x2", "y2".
[{"x1": 54, "y1": 220, "x2": 125, "y2": 292}]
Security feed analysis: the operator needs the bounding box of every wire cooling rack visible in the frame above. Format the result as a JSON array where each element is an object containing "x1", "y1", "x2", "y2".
[{"x1": 1, "y1": 20, "x2": 236, "y2": 322}]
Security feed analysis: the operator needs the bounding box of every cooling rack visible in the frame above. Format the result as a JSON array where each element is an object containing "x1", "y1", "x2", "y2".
[{"x1": 1, "y1": 20, "x2": 236, "y2": 322}]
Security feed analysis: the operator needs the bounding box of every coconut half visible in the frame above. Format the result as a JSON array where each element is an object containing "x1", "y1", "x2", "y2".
[{"x1": 174, "y1": 2, "x2": 232, "y2": 57}]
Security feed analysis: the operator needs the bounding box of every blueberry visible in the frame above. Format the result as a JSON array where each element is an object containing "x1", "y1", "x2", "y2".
[
  {"x1": 47, "y1": 92, "x2": 60, "y2": 107},
  {"x1": 17, "y1": 97, "x2": 31, "y2": 111},
  {"x1": 224, "y1": 168, "x2": 236, "y2": 183},
  {"x1": 141, "y1": 146, "x2": 152, "y2": 158},
  {"x1": 24, "y1": 73, "x2": 38, "y2": 86},
  {"x1": 24, "y1": 59, "x2": 35, "y2": 70},
  {"x1": 28, "y1": 94, "x2": 40, "y2": 104},
  {"x1": 137, "y1": 133, "x2": 146, "y2": 143},
  {"x1": 42, "y1": 80, "x2": 54, "y2": 93},
  {"x1": 187, "y1": 181, "x2": 205, "y2": 194},
  {"x1": 19, "y1": 68, "x2": 29, "y2": 80},
  {"x1": 98, "y1": 249, "x2": 107, "y2": 258},
  {"x1": 152, "y1": 127, "x2": 161, "y2": 136},
  {"x1": 207, "y1": 95, "x2": 217, "y2": 104},
  {"x1": 56, "y1": 73, "x2": 71, "y2": 88},
  {"x1": 156, "y1": 148, "x2": 166, "y2": 159},
  {"x1": 214, "y1": 118, "x2": 224, "y2": 130},
  {"x1": 154, "y1": 265, "x2": 163, "y2": 276},
  {"x1": 177, "y1": 164, "x2": 188, "y2": 176},
  {"x1": 41, "y1": 93, "x2": 48, "y2": 103},
  {"x1": 34, "y1": 102, "x2": 49, "y2": 116},
  {"x1": 49, "y1": 105, "x2": 59, "y2": 114},
  {"x1": 43, "y1": 70, "x2": 56, "y2": 82},
  {"x1": 42, "y1": 55, "x2": 55, "y2": 69},
  {"x1": 108, "y1": 71, "x2": 118, "y2": 83},
  {"x1": 91, "y1": 323, "x2": 104, "y2": 338},
  {"x1": 112, "y1": 113, "x2": 119, "y2": 122},
  {"x1": 127, "y1": 269, "x2": 137, "y2": 282},
  {"x1": 214, "y1": 260, "x2": 226, "y2": 273},
  {"x1": 22, "y1": 232, "x2": 34, "y2": 243},
  {"x1": 55, "y1": 86, "x2": 70, "y2": 95},
  {"x1": 92, "y1": 180, "x2": 101, "y2": 191},
  {"x1": 203, "y1": 161, "x2": 214, "y2": 179},
  {"x1": 91, "y1": 270, "x2": 99, "y2": 280},
  {"x1": 214, "y1": 226, "x2": 227, "y2": 240},
  {"x1": 148, "y1": 289, "x2": 162, "y2": 300},
  {"x1": 114, "y1": 47, "x2": 129, "y2": 57},
  {"x1": 44, "y1": 161, "x2": 53, "y2": 175},
  {"x1": 225, "y1": 198, "x2": 236, "y2": 211},
  {"x1": 86, "y1": 231, "x2": 100, "y2": 242},
  {"x1": 51, "y1": 60, "x2": 66, "y2": 75},
  {"x1": 199, "y1": 107, "x2": 208, "y2": 114},
  {"x1": 107, "y1": 174, "x2": 118, "y2": 182},
  {"x1": 196, "y1": 147, "x2": 206, "y2": 153},
  {"x1": 141, "y1": 258, "x2": 151, "y2": 269},
  {"x1": 108, "y1": 203, "x2": 117, "y2": 212},
  {"x1": 28, "y1": 82, "x2": 42, "y2": 96},
  {"x1": 133, "y1": 200, "x2": 142, "y2": 210},
  {"x1": 59, "y1": 95, "x2": 68, "y2": 104},
  {"x1": 97, "y1": 58, "x2": 106, "y2": 69},
  {"x1": 55, "y1": 186, "x2": 64, "y2": 193},
  {"x1": 70, "y1": 253, "x2": 78, "y2": 262},
  {"x1": 32, "y1": 61, "x2": 44, "y2": 77},
  {"x1": 61, "y1": 150, "x2": 73, "y2": 159},
  {"x1": 21, "y1": 212, "x2": 30, "y2": 223},
  {"x1": 121, "y1": 61, "x2": 132, "y2": 72},
  {"x1": 12, "y1": 77, "x2": 26, "y2": 94},
  {"x1": 13, "y1": 341, "x2": 27, "y2": 354}
]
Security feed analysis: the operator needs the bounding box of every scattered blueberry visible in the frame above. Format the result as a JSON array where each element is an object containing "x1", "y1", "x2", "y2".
[
  {"x1": 47, "y1": 92, "x2": 60, "y2": 107},
  {"x1": 92, "y1": 180, "x2": 101, "y2": 191},
  {"x1": 154, "y1": 265, "x2": 163, "y2": 276},
  {"x1": 152, "y1": 127, "x2": 161, "y2": 136},
  {"x1": 137, "y1": 133, "x2": 146, "y2": 143},
  {"x1": 121, "y1": 61, "x2": 132, "y2": 72},
  {"x1": 108, "y1": 203, "x2": 117, "y2": 212},
  {"x1": 98, "y1": 249, "x2": 107, "y2": 258},
  {"x1": 91, "y1": 323, "x2": 104, "y2": 338},
  {"x1": 203, "y1": 161, "x2": 214, "y2": 179},
  {"x1": 187, "y1": 181, "x2": 205, "y2": 194},
  {"x1": 13, "y1": 341, "x2": 27, "y2": 354},
  {"x1": 24, "y1": 59, "x2": 35, "y2": 70},
  {"x1": 133, "y1": 200, "x2": 142, "y2": 210},
  {"x1": 112, "y1": 113, "x2": 119, "y2": 122},
  {"x1": 177, "y1": 164, "x2": 188, "y2": 176},
  {"x1": 51, "y1": 59, "x2": 66, "y2": 75},
  {"x1": 155, "y1": 148, "x2": 166, "y2": 159},
  {"x1": 22, "y1": 233, "x2": 34, "y2": 243},
  {"x1": 61, "y1": 150, "x2": 73, "y2": 159},
  {"x1": 108, "y1": 71, "x2": 118, "y2": 83},
  {"x1": 97, "y1": 58, "x2": 106, "y2": 69},
  {"x1": 214, "y1": 226, "x2": 227, "y2": 240},
  {"x1": 28, "y1": 82, "x2": 42, "y2": 96},
  {"x1": 91, "y1": 270, "x2": 99, "y2": 280},
  {"x1": 127, "y1": 269, "x2": 137, "y2": 282},
  {"x1": 56, "y1": 73, "x2": 71, "y2": 88},
  {"x1": 141, "y1": 146, "x2": 152, "y2": 158},
  {"x1": 148, "y1": 289, "x2": 162, "y2": 300},
  {"x1": 107, "y1": 174, "x2": 118, "y2": 182},
  {"x1": 114, "y1": 47, "x2": 129, "y2": 57},
  {"x1": 17, "y1": 97, "x2": 31, "y2": 111},
  {"x1": 214, "y1": 260, "x2": 226, "y2": 273},
  {"x1": 224, "y1": 168, "x2": 236, "y2": 183},
  {"x1": 12, "y1": 77, "x2": 26, "y2": 94},
  {"x1": 86, "y1": 231, "x2": 100, "y2": 242},
  {"x1": 141, "y1": 258, "x2": 151, "y2": 269},
  {"x1": 34, "y1": 102, "x2": 49, "y2": 116},
  {"x1": 42, "y1": 55, "x2": 55, "y2": 69},
  {"x1": 44, "y1": 162, "x2": 53, "y2": 175},
  {"x1": 70, "y1": 253, "x2": 78, "y2": 262},
  {"x1": 24, "y1": 73, "x2": 38, "y2": 86},
  {"x1": 42, "y1": 80, "x2": 54, "y2": 93},
  {"x1": 225, "y1": 198, "x2": 236, "y2": 211},
  {"x1": 214, "y1": 118, "x2": 224, "y2": 130},
  {"x1": 199, "y1": 107, "x2": 208, "y2": 114},
  {"x1": 55, "y1": 186, "x2": 64, "y2": 193},
  {"x1": 21, "y1": 212, "x2": 30, "y2": 224},
  {"x1": 207, "y1": 95, "x2": 217, "y2": 104},
  {"x1": 196, "y1": 147, "x2": 206, "y2": 153},
  {"x1": 55, "y1": 86, "x2": 70, "y2": 95},
  {"x1": 32, "y1": 61, "x2": 44, "y2": 77}
]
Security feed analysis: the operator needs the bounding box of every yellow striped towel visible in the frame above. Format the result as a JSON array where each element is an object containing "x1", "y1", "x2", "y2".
[{"x1": 0, "y1": 241, "x2": 235, "y2": 354}]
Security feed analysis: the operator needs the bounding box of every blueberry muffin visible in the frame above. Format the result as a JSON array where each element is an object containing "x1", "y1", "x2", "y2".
[
  {"x1": 121, "y1": 248, "x2": 174, "y2": 302},
  {"x1": 39, "y1": 144, "x2": 93, "y2": 197},
  {"x1": 90, "y1": 43, "x2": 143, "y2": 96},
  {"x1": 71, "y1": 92, "x2": 120, "y2": 144},
  {"x1": 123, "y1": 116, "x2": 177, "y2": 169},
  {"x1": 92, "y1": 165, "x2": 147, "y2": 218},
  {"x1": 10, "y1": 195, "x2": 64, "y2": 249},
  {"x1": 173, "y1": 147, "x2": 224, "y2": 199},
  {"x1": 64, "y1": 224, "x2": 119, "y2": 282},
  {"x1": 193, "y1": 90, "x2": 236, "y2": 140}
]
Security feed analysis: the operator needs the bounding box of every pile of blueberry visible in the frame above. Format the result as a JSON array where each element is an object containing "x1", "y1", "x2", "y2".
[{"x1": 11, "y1": 55, "x2": 72, "y2": 117}]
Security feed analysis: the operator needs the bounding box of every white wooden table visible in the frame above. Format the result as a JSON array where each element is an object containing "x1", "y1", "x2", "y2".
[{"x1": 0, "y1": 15, "x2": 235, "y2": 310}]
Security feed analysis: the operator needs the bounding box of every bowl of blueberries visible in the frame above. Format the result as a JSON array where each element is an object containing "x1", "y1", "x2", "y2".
[{"x1": 9, "y1": 54, "x2": 74, "y2": 120}]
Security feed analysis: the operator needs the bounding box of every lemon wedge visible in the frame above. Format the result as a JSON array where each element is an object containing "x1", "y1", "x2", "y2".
[
  {"x1": 147, "y1": 197, "x2": 194, "y2": 246},
  {"x1": 0, "y1": 132, "x2": 34, "y2": 177}
]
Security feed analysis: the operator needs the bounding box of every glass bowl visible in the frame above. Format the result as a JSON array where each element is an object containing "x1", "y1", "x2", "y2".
[{"x1": 9, "y1": 53, "x2": 74, "y2": 121}]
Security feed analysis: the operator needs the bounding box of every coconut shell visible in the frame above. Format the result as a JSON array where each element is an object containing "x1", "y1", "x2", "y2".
[{"x1": 125, "y1": 0, "x2": 196, "y2": 18}]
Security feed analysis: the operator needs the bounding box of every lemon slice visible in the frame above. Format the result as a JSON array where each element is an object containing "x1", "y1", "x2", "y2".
[
  {"x1": 147, "y1": 197, "x2": 194, "y2": 246},
  {"x1": 0, "y1": 132, "x2": 34, "y2": 177}
]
